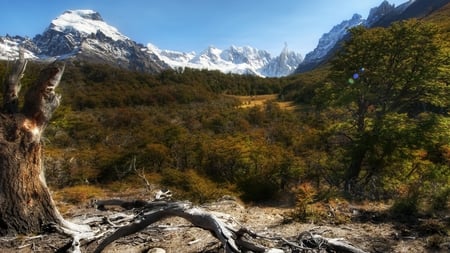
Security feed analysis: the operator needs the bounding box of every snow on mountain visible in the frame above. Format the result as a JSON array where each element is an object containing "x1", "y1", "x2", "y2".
[
  {"x1": 261, "y1": 43, "x2": 303, "y2": 77},
  {"x1": 0, "y1": 36, "x2": 37, "y2": 60},
  {"x1": 147, "y1": 43, "x2": 302, "y2": 77},
  {"x1": 51, "y1": 10, "x2": 128, "y2": 42},
  {"x1": 0, "y1": 9, "x2": 300, "y2": 76},
  {"x1": 31, "y1": 9, "x2": 168, "y2": 73},
  {"x1": 295, "y1": 0, "x2": 418, "y2": 73},
  {"x1": 301, "y1": 14, "x2": 364, "y2": 66},
  {"x1": 146, "y1": 43, "x2": 195, "y2": 68},
  {"x1": 34, "y1": 9, "x2": 132, "y2": 57}
]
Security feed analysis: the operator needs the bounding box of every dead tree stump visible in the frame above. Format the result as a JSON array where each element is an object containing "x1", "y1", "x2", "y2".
[{"x1": 0, "y1": 54, "x2": 68, "y2": 236}]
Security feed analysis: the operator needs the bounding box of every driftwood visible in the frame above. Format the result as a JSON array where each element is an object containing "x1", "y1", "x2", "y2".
[{"x1": 53, "y1": 198, "x2": 369, "y2": 253}]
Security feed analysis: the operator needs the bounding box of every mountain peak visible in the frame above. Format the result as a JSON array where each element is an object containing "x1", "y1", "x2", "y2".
[
  {"x1": 49, "y1": 9, "x2": 128, "y2": 41},
  {"x1": 63, "y1": 10, "x2": 103, "y2": 21},
  {"x1": 366, "y1": 1, "x2": 396, "y2": 25}
]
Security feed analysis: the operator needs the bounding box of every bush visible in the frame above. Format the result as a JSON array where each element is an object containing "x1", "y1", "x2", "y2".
[
  {"x1": 161, "y1": 169, "x2": 233, "y2": 203},
  {"x1": 390, "y1": 194, "x2": 420, "y2": 219},
  {"x1": 54, "y1": 185, "x2": 106, "y2": 204},
  {"x1": 430, "y1": 186, "x2": 450, "y2": 212}
]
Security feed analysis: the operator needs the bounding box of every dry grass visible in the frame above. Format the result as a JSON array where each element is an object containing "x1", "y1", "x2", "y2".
[{"x1": 229, "y1": 94, "x2": 296, "y2": 110}]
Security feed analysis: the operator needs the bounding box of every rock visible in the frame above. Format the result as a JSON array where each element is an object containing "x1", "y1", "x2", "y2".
[
  {"x1": 267, "y1": 249, "x2": 284, "y2": 253},
  {"x1": 147, "y1": 248, "x2": 166, "y2": 253}
]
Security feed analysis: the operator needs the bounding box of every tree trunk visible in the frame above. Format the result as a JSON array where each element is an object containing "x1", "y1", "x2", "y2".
[
  {"x1": 344, "y1": 142, "x2": 368, "y2": 194},
  {"x1": 0, "y1": 55, "x2": 66, "y2": 236}
]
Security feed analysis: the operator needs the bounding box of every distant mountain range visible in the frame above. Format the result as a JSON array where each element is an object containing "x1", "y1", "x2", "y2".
[
  {"x1": 147, "y1": 42, "x2": 302, "y2": 77},
  {"x1": 0, "y1": 10, "x2": 301, "y2": 77},
  {"x1": 1, "y1": 0, "x2": 449, "y2": 76}
]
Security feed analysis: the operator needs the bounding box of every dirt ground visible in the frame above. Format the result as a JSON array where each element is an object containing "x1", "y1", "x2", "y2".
[{"x1": 0, "y1": 196, "x2": 448, "y2": 253}]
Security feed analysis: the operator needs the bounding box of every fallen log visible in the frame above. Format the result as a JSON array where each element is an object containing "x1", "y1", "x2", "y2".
[{"x1": 88, "y1": 199, "x2": 369, "y2": 253}]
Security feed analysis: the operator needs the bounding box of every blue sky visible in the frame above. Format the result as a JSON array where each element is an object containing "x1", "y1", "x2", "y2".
[{"x1": 0, "y1": 0, "x2": 408, "y2": 56}]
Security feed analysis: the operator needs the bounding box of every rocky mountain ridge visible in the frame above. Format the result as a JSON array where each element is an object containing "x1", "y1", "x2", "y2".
[{"x1": 147, "y1": 43, "x2": 302, "y2": 77}]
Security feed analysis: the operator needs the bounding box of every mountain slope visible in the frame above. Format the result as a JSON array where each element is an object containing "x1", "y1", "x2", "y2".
[
  {"x1": 298, "y1": 14, "x2": 364, "y2": 72},
  {"x1": 374, "y1": 0, "x2": 450, "y2": 26}
]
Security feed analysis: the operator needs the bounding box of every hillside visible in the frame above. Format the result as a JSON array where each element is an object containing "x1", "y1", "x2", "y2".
[{"x1": 424, "y1": 2, "x2": 450, "y2": 35}]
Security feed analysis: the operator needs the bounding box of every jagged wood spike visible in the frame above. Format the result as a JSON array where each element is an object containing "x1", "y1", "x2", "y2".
[
  {"x1": 2, "y1": 49, "x2": 27, "y2": 114},
  {"x1": 21, "y1": 61, "x2": 64, "y2": 129}
]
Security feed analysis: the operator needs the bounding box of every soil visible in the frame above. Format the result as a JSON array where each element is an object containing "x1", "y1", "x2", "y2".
[{"x1": 0, "y1": 197, "x2": 448, "y2": 253}]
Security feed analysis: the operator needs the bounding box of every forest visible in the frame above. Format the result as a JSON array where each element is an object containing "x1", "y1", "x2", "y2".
[{"x1": 0, "y1": 18, "x2": 449, "y2": 252}]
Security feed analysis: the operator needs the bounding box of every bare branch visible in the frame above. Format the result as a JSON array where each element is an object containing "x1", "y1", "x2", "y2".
[
  {"x1": 3, "y1": 49, "x2": 27, "y2": 114},
  {"x1": 21, "y1": 61, "x2": 65, "y2": 129},
  {"x1": 90, "y1": 199, "x2": 369, "y2": 253}
]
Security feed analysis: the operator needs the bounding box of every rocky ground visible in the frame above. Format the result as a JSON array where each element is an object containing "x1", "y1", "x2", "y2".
[{"x1": 0, "y1": 196, "x2": 449, "y2": 253}]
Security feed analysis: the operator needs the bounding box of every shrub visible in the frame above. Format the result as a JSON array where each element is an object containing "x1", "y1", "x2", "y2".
[
  {"x1": 429, "y1": 186, "x2": 450, "y2": 213},
  {"x1": 161, "y1": 169, "x2": 233, "y2": 203},
  {"x1": 54, "y1": 185, "x2": 106, "y2": 204},
  {"x1": 390, "y1": 194, "x2": 420, "y2": 219}
]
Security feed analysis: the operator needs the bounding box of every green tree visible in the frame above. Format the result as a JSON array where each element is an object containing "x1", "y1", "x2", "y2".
[{"x1": 328, "y1": 19, "x2": 450, "y2": 195}]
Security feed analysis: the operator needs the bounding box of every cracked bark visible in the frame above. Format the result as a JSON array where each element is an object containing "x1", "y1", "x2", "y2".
[{"x1": 0, "y1": 55, "x2": 69, "y2": 236}]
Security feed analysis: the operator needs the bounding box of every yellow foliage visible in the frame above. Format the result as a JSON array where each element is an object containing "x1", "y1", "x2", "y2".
[{"x1": 54, "y1": 185, "x2": 106, "y2": 204}]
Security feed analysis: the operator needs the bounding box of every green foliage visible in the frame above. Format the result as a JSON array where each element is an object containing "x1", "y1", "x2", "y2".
[
  {"x1": 323, "y1": 19, "x2": 450, "y2": 197},
  {"x1": 280, "y1": 66, "x2": 331, "y2": 104}
]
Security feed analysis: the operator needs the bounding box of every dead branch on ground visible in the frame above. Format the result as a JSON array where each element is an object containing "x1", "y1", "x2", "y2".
[{"x1": 57, "y1": 198, "x2": 369, "y2": 253}]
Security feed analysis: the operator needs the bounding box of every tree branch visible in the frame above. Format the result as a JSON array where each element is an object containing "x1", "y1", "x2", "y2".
[
  {"x1": 90, "y1": 199, "x2": 369, "y2": 253},
  {"x1": 2, "y1": 49, "x2": 27, "y2": 114},
  {"x1": 21, "y1": 61, "x2": 65, "y2": 129}
]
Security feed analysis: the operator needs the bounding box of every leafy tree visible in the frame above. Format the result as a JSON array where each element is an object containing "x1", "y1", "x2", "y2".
[{"x1": 327, "y1": 19, "x2": 450, "y2": 195}]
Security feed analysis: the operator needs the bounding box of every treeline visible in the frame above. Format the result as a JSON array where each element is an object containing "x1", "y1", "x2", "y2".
[{"x1": 60, "y1": 62, "x2": 287, "y2": 110}]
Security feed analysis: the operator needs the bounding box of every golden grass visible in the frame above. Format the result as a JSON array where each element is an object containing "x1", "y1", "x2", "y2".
[{"x1": 229, "y1": 94, "x2": 297, "y2": 110}]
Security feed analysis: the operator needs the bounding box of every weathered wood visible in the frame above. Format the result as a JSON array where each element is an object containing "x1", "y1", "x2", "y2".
[
  {"x1": 2, "y1": 49, "x2": 27, "y2": 114},
  {"x1": 0, "y1": 60, "x2": 69, "y2": 236},
  {"x1": 90, "y1": 199, "x2": 369, "y2": 253},
  {"x1": 22, "y1": 61, "x2": 64, "y2": 129}
]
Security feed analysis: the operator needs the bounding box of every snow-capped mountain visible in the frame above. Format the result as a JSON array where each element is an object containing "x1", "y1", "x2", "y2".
[
  {"x1": 261, "y1": 44, "x2": 303, "y2": 77},
  {"x1": 300, "y1": 14, "x2": 364, "y2": 68},
  {"x1": 0, "y1": 9, "x2": 302, "y2": 77},
  {"x1": 0, "y1": 36, "x2": 37, "y2": 60},
  {"x1": 295, "y1": 0, "x2": 418, "y2": 73},
  {"x1": 33, "y1": 10, "x2": 168, "y2": 73},
  {"x1": 147, "y1": 43, "x2": 302, "y2": 77}
]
